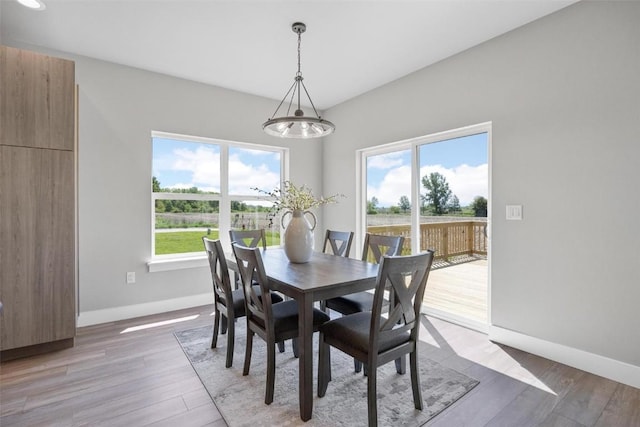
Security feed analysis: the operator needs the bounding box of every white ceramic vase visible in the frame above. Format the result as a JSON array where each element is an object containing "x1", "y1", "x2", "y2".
[{"x1": 281, "y1": 209, "x2": 316, "y2": 263}]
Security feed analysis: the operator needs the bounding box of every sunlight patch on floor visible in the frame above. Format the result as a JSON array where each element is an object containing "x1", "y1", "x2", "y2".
[
  {"x1": 448, "y1": 336, "x2": 557, "y2": 395},
  {"x1": 120, "y1": 314, "x2": 200, "y2": 333}
]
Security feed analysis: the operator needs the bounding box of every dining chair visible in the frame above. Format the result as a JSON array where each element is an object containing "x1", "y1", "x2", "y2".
[
  {"x1": 228, "y1": 228, "x2": 288, "y2": 353},
  {"x1": 322, "y1": 229, "x2": 354, "y2": 257},
  {"x1": 324, "y1": 233, "x2": 405, "y2": 372},
  {"x1": 203, "y1": 237, "x2": 283, "y2": 368},
  {"x1": 229, "y1": 228, "x2": 267, "y2": 250},
  {"x1": 231, "y1": 242, "x2": 330, "y2": 405},
  {"x1": 317, "y1": 250, "x2": 435, "y2": 427}
]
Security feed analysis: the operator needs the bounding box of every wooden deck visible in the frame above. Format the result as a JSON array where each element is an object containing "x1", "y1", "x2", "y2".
[{"x1": 423, "y1": 257, "x2": 488, "y2": 327}]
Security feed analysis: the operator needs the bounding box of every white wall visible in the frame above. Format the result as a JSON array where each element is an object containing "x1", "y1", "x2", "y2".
[
  {"x1": 323, "y1": 0, "x2": 640, "y2": 372},
  {"x1": 0, "y1": 41, "x2": 324, "y2": 324},
  {"x1": 74, "y1": 56, "x2": 324, "y2": 321}
]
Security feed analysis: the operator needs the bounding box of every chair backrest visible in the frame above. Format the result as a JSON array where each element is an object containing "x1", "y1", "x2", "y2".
[
  {"x1": 370, "y1": 251, "x2": 435, "y2": 350},
  {"x1": 323, "y1": 229, "x2": 354, "y2": 257},
  {"x1": 203, "y1": 237, "x2": 233, "y2": 305},
  {"x1": 362, "y1": 233, "x2": 405, "y2": 263},
  {"x1": 231, "y1": 243, "x2": 274, "y2": 330},
  {"x1": 229, "y1": 229, "x2": 267, "y2": 250}
]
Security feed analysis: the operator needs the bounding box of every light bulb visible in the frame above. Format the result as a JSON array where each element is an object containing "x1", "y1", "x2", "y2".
[{"x1": 17, "y1": 0, "x2": 46, "y2": 10}]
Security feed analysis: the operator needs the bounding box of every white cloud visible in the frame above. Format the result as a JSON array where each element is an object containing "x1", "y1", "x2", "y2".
[
  {"x1": 228, "y1": 153, "x2": 280, "y2": 195},
  {"x1": 167, "y1": 146, "x2": 221, "y2": 191},
  {"x1": 163, "y1": 147, "x2": 281, "y2": 195},
  {"x1": 367, "y1": 152, "x2": 406, "y2": 169},
  {"x1": 368, "y1": 163, "x2": 488, "y2": 207},
  {"x1": 368, "y1": 165, "x2": 411, "y2": 207}
]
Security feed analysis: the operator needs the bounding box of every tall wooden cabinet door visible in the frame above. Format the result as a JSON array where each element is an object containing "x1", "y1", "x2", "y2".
[
  {"x1": 0, "y1": 146, "x2": 76, "y2": 350},
  {"x1": 0, "y1": 46, "x2": 75, "y2": 150}
]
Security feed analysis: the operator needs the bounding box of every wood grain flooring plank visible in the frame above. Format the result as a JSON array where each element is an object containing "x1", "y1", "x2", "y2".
[
  {"x1": 484, "y1": 362, "x2": 586, "y2": 427},
  {"x1": 2, "y1": 305, "x2": 638, "y2": 427},
  {"x1": 147, "y1": 401, "x2": 224, "y2": 427},
  {"x1": 426, "y1": 371, "x2": 528, "y2": 426},
  {"x1": 21, "y1": 357, "x2": 195, "y2": 411},
  {"x1": 540, "y1": 412, "x2": 587, "y2": 427},
  {"x1": 72, "y1": 375, "x2": 204, "y2": 424},
  {"x1": 181, "y1": 388, "x2": 217, "y2": 411},
  {"x1": 594, "y1": 383, "x2": 640, "y2": 427},
  {"x1": 553, "y1": 372, "x2": 619, "y2": 426},
  {"x1": 0, "y1": 398, "x2": 74, "y2": 427},
  {"x1": 89, "y1": 395, "x2": 188, "y2": 427}
]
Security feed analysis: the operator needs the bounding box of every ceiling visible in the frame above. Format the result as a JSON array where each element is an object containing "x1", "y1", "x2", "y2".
[{"x1": 1, "y1": 0, "x2": 578, "y2": 110}]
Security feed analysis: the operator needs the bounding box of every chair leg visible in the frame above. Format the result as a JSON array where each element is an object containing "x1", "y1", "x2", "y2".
[
  {"x1": 410, "y1": 350, "x2": 423, "y2": 410},
  {"x1": 243, "y1": 330, "x2": 253, "y2": 376},
  {"x1": 277, "y1": 341, "x2": 285, "y2": 353},
  {"x1": 265, "y1": 339, "x2": 276, "y2": 405},
  {"x1": 354, "y1": 358, "x2": 363, "y2": 373},
  {"x1": 367, "y1": 365, "x2": 378, "y2": 427},
  {"x1": 225, "y1": 319, "x2": 235, "y2": 368},
  {"x1": 320, "y1": 300, "x2": 329, "y2": 314},
  {"x1": 211, "y1": 309, "x2": 220, "y2": 349},
  {"x1": 220, "y1": 314, "x2": 228, "y2": 335},
  {"x1": 395, "y1": 355, "x2": 406, "y2": 375},
  {"x1": 292, "y1": 337, "x2": 299, "y2": 358},
  {"x1": 317, "y1": 334, "x2": 331, "y2": 397}
]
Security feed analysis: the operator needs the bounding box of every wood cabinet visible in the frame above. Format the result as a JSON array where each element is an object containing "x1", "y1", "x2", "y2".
[{"x1": 0, "y1": 46, "x2": 76, "y2": 358}]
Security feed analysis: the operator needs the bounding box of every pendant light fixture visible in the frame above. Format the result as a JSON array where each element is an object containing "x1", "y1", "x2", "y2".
[{"x1": 262, "y1": 22, "x2": 335, "y2": 139}]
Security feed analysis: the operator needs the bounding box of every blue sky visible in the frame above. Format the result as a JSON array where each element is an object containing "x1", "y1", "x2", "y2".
[
  {"x1": 367, "y1": 133, "x2": 488, "y2": 207},
  {"x1": 152, "y1": 137, "x2": 281, "y2": 195},
  {"x1": 153, "y1": 133, "x2": 487, "y2": 207}
]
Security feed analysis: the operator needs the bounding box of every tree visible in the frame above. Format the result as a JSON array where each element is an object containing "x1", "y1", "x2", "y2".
[
  {"x1": 152, "y1": 176, "x2": 162, "y2": 192},
  {"x1": 449, "y1": 195, "x2": 461, "y2": 213},
  {"x1": 421, "y1": 172, "x2": 452, "y2": 215},
  {"x1": 398, "y1": 195, "x2": 411, "y2": 213},
  {"x1": 367, "y1": 197, "x2": 379, "y2": 214},
  {"x1": 471, "y1": 196, "x2": 488, "y2": 217}
]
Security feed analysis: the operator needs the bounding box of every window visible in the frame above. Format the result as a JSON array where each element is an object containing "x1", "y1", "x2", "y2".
[
  {"x1": 151, "y1": 132, "x2": 287, "y2": 261},
  {"x1": 364, "y1": 148, "x2": 412, "y2": 256},
  {"x1": 358, "y1": 123, "x2": 490, "y2": 329},
  {"x1": 358, "y1": 123, "x2": 490, "y2": 255}
]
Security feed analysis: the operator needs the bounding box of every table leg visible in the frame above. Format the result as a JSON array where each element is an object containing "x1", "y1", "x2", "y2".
[{"x1": 298, "y1": 293, "x2": 314, "y2": 421}]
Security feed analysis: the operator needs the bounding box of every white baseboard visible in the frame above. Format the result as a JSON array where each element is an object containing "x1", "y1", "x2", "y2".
[
  {"x1": 489, "y1": 325, "x2": 640, "y2": 390},
  {"x1": 77, "y1": 293, "x2": 212, "y2": 327},
  {"x1": 421, "y1": 304, "x2": 489, "y2": 334}
]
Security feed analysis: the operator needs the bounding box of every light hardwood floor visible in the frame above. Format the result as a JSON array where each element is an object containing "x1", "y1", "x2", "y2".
[{"x1": 1, "y1": 305, "x2": 638, "y2": 426}]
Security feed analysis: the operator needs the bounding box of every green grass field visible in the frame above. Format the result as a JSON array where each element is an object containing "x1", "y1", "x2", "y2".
[{"x1": 155, "y1": 230, "x2": 281, "y2": 255}]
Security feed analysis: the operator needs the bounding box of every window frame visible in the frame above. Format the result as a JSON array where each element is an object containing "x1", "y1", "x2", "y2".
[
  {"x1": 148, "y1": 131, "x2": 288, "y2": 272},
  {"x1": 356, "y1": 122, "x2": 491, "y2": 256}
]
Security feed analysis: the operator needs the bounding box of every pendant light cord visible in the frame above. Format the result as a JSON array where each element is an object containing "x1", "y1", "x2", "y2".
[
  {"x1": 296, "y1": 30, "x2": 302, "y2": 112},
  {"x1": 266, "y1": 22, "x2": 324, "y2": 121}
]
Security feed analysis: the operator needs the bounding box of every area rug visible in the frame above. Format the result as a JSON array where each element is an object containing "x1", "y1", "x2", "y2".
[{"x1": 175, "y1": 324, "x2": 478, "y2": 426}]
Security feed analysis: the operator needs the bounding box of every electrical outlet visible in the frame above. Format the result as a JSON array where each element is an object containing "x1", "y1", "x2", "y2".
[{"x1": 126, "y1": 271, "x2": 136, "y2": 284}]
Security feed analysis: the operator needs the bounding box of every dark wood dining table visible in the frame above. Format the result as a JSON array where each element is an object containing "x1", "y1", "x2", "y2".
[{"x1": 228, "y1": 247, "x2": 378, "y2": 421}]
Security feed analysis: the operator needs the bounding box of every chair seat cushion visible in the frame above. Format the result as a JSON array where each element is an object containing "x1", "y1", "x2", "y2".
[
  {"x1": 319, "y1": 312, "x2": 410, "y2": 355},
  {"x1": 253, "y1": 300, "x2": 330, "y2": 334},
  {"x1": 325, "y1": 291, "x2": 374, "y2": 315}
]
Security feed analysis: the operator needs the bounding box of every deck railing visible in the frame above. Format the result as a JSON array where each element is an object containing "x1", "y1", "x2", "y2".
[{"x1": 367, "y1": 220, "x2": 487, "y2": 260}]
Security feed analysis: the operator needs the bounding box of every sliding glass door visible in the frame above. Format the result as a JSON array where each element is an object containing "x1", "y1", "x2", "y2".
[{"x1": 359, "y1": 124, "x2": 490, "y2": 330}]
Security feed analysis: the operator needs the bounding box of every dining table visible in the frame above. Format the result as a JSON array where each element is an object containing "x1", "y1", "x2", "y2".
[{"x1": 227, "y1": 247, "x2": 379, "y2": 421}]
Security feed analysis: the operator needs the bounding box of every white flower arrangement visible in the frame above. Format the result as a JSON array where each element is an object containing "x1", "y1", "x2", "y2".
[{"x1": 253, "y1": 181, "x2": 343, "y2": 223}]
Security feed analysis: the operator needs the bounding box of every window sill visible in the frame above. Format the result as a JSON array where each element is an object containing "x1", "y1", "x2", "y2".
[{"x1": 147, "y1": 255, "x2": 208, "y2": 273}]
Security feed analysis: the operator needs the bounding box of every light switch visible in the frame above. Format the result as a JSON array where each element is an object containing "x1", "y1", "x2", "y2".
[
  {"x1": 506, "y1": 205, "x2": 523, "y2": 220},
  {"x1": 126, "y1": 271, "x2": 136, "y2": 283}
]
